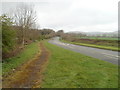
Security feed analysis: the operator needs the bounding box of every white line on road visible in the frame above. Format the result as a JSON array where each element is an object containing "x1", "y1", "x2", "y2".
[
  {"x1": 102, "y1": 53, "x2": 119, "y2": 59},
  {"x1": 104, "y1": 55, "x2": 118, "y2": 59}
]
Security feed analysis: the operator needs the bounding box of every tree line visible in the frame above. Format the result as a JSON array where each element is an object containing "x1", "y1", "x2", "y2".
[
  {"x1": 1, "y1": 4, "x2": 88, "y2": 59},
  {"x1": 1, "y1": 5, "x2": 56, "y2": 59}
]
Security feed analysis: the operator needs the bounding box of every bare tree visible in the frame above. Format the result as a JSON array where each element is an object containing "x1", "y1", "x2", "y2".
[{"x1": 14, "y1": 4, "x2": 37, "y2": 45}]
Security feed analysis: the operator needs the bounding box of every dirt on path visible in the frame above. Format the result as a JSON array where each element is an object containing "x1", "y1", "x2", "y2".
[{"x1": 2, "y1": 42, "x2": 50, "y2": 88}]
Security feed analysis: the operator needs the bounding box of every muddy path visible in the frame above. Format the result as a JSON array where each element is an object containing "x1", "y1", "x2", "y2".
[{"x1": 2, "y1": 42, "x2": 50, "y2": 88}]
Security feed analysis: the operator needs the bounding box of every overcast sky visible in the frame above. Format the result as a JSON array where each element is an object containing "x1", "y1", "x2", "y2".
[{"x1": 1, "y1": 0, "x2": 119, "y2": 32}]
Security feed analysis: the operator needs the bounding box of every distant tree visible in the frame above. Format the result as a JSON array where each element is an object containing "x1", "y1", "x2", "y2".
[
  {"x1": 14, "y1": 4, "x2": 37, "y2": 45},
  {"x1": 39, "y1": 29, "x2": 55, "y2": 39},
  {"x1": 57, "y1": 30, "x2": 64, "y2": 37}
]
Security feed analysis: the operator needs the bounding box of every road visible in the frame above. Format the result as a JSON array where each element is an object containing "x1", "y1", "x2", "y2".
[{"x1": 49, "y1": 37, "x2": 119, "y2": 65}]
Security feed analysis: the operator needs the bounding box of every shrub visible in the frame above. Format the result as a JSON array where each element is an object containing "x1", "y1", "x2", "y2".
[{"x1": 1, "y1": 15, "x2": 16, "y2": 54}]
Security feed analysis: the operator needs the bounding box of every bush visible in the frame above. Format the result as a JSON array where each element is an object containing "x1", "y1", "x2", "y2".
[{"x1": 1, "y1": 15, "x2": 16, "y2": 54}]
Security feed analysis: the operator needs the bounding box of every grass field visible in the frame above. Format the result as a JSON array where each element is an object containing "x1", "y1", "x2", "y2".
[
  {"x1": 2, "y1": 42, "x2": 40, "y2": 76},
  {"x1": 76, "y1": 36, "x2": 119, "y2": 40},
  {"x1": 42, "y1": 41, "x2": 118, "y2": 88},
  {"x1": 61, "y1": 40, "x2": 119, "y2": 51}
]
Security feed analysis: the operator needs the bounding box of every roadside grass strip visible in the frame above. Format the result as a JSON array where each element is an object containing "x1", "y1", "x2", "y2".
[
  {"x1": 42, "y1": 41, "x2": 118, "y2": 88},
  {"x1": 61, "y1": 40, "x2": 119, "y2": 51}
]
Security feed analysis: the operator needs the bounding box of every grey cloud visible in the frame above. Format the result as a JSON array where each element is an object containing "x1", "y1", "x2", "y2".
[{"x1": 1, "y1": 0, "x2": 118, "y2": 32}]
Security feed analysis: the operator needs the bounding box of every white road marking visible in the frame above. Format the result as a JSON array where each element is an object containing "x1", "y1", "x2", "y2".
[
  {"x1": 68, "y1": 46, "x2": 74, "y2": 49},
  {"x1": 102, "y1": 53, "x2": 119, "y2": 59},
  {"x1": 104, "y1": 55, "x2": 118, "y2": 59}
]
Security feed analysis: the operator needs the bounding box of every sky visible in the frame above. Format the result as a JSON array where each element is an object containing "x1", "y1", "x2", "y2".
[{"x1": 1, "y1": 0, "x2": 119, "y2": 32}]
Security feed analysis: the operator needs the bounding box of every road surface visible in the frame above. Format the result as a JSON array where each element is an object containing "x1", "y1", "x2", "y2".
[{"x1": 49, "y1": 37, "x2": 119, "y2": 65}]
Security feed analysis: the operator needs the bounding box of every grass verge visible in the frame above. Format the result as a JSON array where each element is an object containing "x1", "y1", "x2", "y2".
[
  {"x1": 42, "y1": 41, "x2": 118, "y2": 88},
  {"x1": 61, "y1": 40, "x2": 119, "y2": 51},
  {"x1": 2, "y1": 42, "x2": 40, "y2": 76}
]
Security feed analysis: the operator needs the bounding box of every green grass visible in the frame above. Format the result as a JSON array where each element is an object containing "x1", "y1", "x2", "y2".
[
  {"x1": 0, "y1": 63, "x2": 1, "y2": 87},
  {"x1": 42, "y1": 41, "x2": 118, "y2": 88},
  {"x1": 2, "y1": 42, "x2": 40, "y2": 76},
  {"x1": 76, "y1": 36, "x2": 119, "y2": 40},
  {"x1": 61, "y1": 40, "x2": 119, "y2": 51}
]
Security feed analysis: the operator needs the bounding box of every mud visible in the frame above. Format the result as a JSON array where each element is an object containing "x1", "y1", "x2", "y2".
[{"x1": 2, "y1": 42, "x2": 49, "y2": 88}]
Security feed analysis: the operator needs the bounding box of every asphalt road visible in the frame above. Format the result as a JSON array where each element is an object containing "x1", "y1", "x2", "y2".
[{"x1": 49, "y1": 37, "x2": 119, "y2": 65}]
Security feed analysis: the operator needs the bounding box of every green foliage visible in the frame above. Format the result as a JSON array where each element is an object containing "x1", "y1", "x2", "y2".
[
  {"x1": 1, "y1": 15, "x2": 16, "y2": 53},
  {"x1": 42, "y1": 41, "x2": 118, "y2": 88}
]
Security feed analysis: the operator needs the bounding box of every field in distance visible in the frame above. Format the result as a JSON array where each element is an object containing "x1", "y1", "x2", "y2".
[{"x1": 75, "y1": 36, "x2": 119, "y2": 40}]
